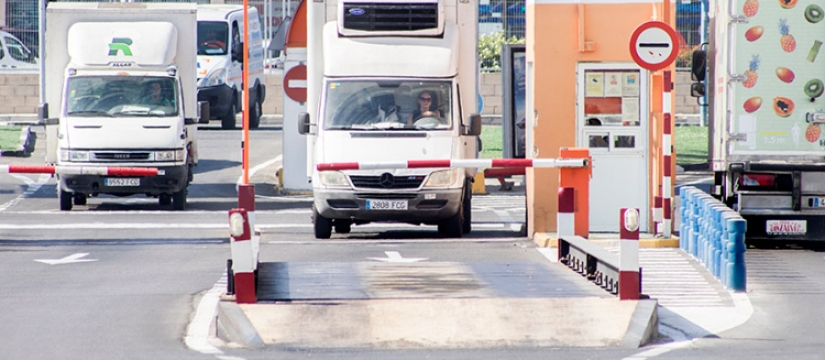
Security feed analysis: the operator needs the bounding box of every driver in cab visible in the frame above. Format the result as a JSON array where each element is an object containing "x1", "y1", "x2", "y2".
[
  {"x1": 200, "y1": 29, "x2": 226, "y2": 52},
  {"x1": 407, "y1": 90, "x2": 442, "y2": 125}
]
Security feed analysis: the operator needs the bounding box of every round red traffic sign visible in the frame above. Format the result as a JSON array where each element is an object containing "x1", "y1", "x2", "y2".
[
  {"x1": 628, "y1": 21, "x2": 679, "y2": 71},
  {"x1": 283, "y1": 64, "x2": 307, "y2": 103}
]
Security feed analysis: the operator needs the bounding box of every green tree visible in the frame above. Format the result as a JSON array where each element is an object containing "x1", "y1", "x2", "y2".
[{"x1": 479, "y1": 31, "x2": 525, "y2": 70}]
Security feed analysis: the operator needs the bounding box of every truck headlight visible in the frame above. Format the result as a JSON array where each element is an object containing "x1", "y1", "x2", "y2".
[
  {"x1": 424, "y1": 169, "x2": 458, "y2": 187},
  {"x1": 60, "y1": 150, "x2": 89, "y2": 162},
  {"x1": 154, "y1": 150, "x2": 185, "y2": 161},
  {"x1": 319, "y1": 171, "x2": 350, "y2": 187},
  {"x1": 199, "y1": 68, "x2": 226, "y2": 88}
]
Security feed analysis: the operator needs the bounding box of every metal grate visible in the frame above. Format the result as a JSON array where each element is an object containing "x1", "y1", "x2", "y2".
[{"x1": 342, "y1": 2, "x2": 438, "y2": 32}]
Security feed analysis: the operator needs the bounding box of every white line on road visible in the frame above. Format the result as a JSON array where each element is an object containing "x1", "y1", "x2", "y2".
[
  {"x1": 0, "y1": 173, "x2": 50, "y2": 213},
  {"x1": 0, "y1": 222, "x2": 526, "y2": 231}
]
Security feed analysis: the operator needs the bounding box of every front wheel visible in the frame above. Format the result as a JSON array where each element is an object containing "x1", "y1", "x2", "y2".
[
  {"x1": 221, "y1": 101, "x2": 236, "y2": 130},
  {"x1": 249, "y1": 98, "x2": 261, "y2": 129},
  {"x1": 438, "y1": 205, "x2": 463, "y2": 238},
  {"x1": 312, "y1": 204, "x2": 332, "y2": 239},
  {"x1": 59, "y1": 185, "x2": 73, "y2": 211},
  {"x1": 172, "y1": 187, "x2": 187, "y2": 211},
  {"x1": 462, "y1": 181, "x2": 472, "y2": 234}
]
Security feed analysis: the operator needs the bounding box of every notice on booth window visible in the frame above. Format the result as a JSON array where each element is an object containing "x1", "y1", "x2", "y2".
[
  {"x1": 622, "y1": 72, "x2": 640, "y2": 97},
  {"x1": 604, "y1": 73, "x2": 623, "y2": 97},
  {"x1": 622, "y1": 97, "x2": 640, "y2": 124},
  {"x1": 585, "y1": 72, "x2": 604, "y2": 97}
]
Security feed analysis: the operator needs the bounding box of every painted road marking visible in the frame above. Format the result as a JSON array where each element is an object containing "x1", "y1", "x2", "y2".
[
  {"x1": 34, "y1": 253, "x2": 98, "y2": 265},
  {"x1": 368, "y1": 251, "x2": 428, "y2": 263}
]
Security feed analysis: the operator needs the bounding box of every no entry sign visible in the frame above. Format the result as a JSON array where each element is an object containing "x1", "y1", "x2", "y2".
[
  {"x1": 283, "y1": 64, "x2": 307, "y2": 103},
  {"x1": 629, "y1": 21, "x2": 679, "y2": 71}
]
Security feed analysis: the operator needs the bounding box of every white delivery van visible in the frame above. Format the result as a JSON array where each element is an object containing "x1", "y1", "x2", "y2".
[
  {"x1": 196, "y1": 5, "x2": 266, "y2": 130},
  {"x1": 299, "y1": 0, "x2": 482, "y2": 239},
  {"x1": 0, "y1": 30, "x2": 38, "y2": 70},
  {"x1": 42, "y1": 3, "x2": 200, "y2": 211}
]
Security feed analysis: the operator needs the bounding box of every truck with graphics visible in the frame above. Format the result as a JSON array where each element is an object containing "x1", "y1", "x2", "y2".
[
  {"x1": 298, "y1": 0, "x2": 482, "y2": 238},
  {"x1": 693, "y1": 0, "x2": 825, "y2": 241},
  {"x1": 42, "y1": 2, "x2": 200, "y2": 211}
]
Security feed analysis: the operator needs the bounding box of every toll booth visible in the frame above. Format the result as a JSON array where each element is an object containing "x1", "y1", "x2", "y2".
[{"x1": 524, "y1": 0, "x2": 674, "y2": 236}]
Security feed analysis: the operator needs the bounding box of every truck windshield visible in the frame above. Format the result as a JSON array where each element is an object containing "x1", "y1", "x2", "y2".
[
  {"x1": 323, "y1": 80, "x2": 452, "y2": 131},
  {"x1": 65, "y1": 76, "x2": 178, "y2": 117},
  {"x1": 197, "y1": 21, "x2": 229, "y2": 56}
]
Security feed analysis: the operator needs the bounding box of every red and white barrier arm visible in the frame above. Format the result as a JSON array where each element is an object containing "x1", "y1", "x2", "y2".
[
  {"x1": 0, "y1": 165, "x2": 164, "y2": 177},
  {"x1": 317, "y1": 158, "x2": 589, "y2": 171}
]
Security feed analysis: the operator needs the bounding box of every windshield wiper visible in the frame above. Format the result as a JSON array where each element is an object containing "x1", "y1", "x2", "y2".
[{"x1": 66, "y1": 110, "x2": 112, "y2": 117}]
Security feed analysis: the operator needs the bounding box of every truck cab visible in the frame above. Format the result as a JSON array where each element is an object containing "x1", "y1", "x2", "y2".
[
  {"x1": 44, "y1": 3, "x2": 199, "y2": 211},
  {"x1": 301, "y1": 0, "x2": 481, "y2": 238}
]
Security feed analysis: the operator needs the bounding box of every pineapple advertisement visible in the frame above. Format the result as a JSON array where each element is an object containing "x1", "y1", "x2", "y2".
[{"x1": 733, "y1": 0, "x2": 825, "y2": 152}]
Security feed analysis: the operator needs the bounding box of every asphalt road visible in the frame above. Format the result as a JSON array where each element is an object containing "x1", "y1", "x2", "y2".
[{"x1": 4, "y1": 123, "x2": 825, "y2": 360}]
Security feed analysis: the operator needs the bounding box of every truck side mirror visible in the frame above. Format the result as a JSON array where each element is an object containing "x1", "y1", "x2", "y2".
[
  {"x1": 37, "y1": 103, "x2": 58, "y2": 125},
  {"x1": 298, "y1": 112, "x2": 311, "y2": 135},
  {"x1": 690, "y1": 82, "x2": 705, "y2": 98},
  {"x1": 691, "y1": 49, "x2": 707, "y2": 82},
  {"x1": 466, "y1": 114, "x2": 482, "y2": 136}
]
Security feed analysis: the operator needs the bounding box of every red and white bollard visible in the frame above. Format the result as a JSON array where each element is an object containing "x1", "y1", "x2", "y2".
[
  {"x1": 229, "y1": 208, "x2": 256, "y2": 304},
  {"x1": 662, "y1": 70, "x2": 673, "y2": 238},
  {"x1": 619, "y1": 208, "x2": 640, "y2": 300},
  {"x1": 556, "y1": 187, "x2": 575, "y2": 260}
]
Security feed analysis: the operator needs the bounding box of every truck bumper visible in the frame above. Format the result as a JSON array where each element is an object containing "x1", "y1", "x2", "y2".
[
  {"x1": 740, "y1": 211, "x2": 825, "y2": 241},
  {"x1": 59, "y1": 165, "x2": 189, "y2": 196},
  {"x1": 197, "y1": 84, "x2": 234, "y2": 120},
  {"x1": 314, "y1": 188, "x2": 462, "y2": 224}
]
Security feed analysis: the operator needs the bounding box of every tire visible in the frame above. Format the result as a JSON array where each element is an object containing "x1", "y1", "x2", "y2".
[
  {"x1": 462, "y1": 180, "x2": 472, "y2": 234},
  {"x1": 59, "y1": 186, "x2": 72, "y2": 211},
  {"x1": 312, "y1": 204, "x2": 332, "y2": 239},
  {"x1": 334, "y1": 220, "x2": 352, "y2": 234},
  {"x1": 221, "y1": 100, "x2": 236, "y2": 130},
  {"x1": 73, "y1": 193, "x2": 87, "y2": 206},
  {"x1": 159, "y1": 194, "x2": 172, "y2": 206},
  {"x1": 172, "y1": 187, "x2": 187, "y2": 211},
  {"x1": 438, "y1": 205, "x2": 463, "y2": 238},
  {"x1": 249, "y1": 97, "x2": 261, "y2": 129}
]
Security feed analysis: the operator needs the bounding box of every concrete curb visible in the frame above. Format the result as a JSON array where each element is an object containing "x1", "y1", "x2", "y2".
[
  {"x1": 621, "y1": 299, "x2": 659, "y2": 348},
  {"x1": 217, "y1": 300, "x2": 264, "y2": 349}
]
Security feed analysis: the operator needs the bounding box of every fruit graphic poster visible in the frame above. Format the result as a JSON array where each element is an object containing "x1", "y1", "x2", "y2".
[{"x1": 733, "y1": 0, "x2": 825, "y2": 151}]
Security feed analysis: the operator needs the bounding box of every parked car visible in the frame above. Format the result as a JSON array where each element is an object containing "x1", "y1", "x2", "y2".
[{"x1": 0, "y1": 30, "x2": 37, "y2": 70}]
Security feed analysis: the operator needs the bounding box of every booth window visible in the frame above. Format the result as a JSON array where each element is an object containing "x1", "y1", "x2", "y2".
[{"x1": 583, "y1": 70, "x2": 640, "y2": 127}]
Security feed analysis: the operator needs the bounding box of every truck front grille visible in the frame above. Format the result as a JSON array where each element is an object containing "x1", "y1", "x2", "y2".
[
  {"x1": 350, "y1": 174, "x2": 424, "y2": 189},
  {"x1": 342, "y1": 2, "x2": 438, "y2": 32},
  {"x1": 92, "y1": 152, "x2": 151, "y2": 161}
]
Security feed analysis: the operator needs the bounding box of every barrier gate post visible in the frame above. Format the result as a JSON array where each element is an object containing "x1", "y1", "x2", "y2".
[{"x1": 558, "y1": 148, "x2": 591, "y2": 238}]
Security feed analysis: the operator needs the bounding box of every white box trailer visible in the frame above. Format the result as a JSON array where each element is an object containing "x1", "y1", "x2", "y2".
[
  {"x1": 298, "y1": 0, "x2": 482, "y2": 239},
  {"x1": 42, "y1": 2, "x2": 200, "y2": 211},
  {"x1": 694, "y1": 0, "x2": 825, "y2": 241}
]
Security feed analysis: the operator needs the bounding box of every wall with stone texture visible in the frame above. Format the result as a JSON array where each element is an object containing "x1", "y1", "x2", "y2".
[{"x1": 0, "y1": 70, "x2": 700, "y2": 117}]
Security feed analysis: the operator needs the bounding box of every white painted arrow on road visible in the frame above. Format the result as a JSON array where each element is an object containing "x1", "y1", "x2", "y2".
[
  {"x1": 35, "y1": 253, "x2": 98, "y2": 265},
  {"x1": 368, "y1": 251, "x2": 428, "y2": 263}
]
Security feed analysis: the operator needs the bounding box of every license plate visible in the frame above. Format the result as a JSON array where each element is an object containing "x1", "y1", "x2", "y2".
[
  {"x1": 105, "y1": 178, "x2": 140, "y2": 187},
  {"x1": 366, "y1": 199, "x2": 408, "y2": 210},
  {"x1": 766, "y1": 220, "x2": 806, "y2": 236},
  {"x1": 807, "y1": 197, "x2": 825, "y2": 208}
]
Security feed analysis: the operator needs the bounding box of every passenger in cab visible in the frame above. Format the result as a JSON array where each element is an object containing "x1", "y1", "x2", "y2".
[
  {"x1": 407, "y1": 90, "x2": 442, "y2": 125},
  {"x1": 141, "y1": 81, "x2": 171, "y2": 107}
]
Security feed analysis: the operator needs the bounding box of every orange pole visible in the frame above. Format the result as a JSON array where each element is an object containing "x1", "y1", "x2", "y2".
[
  {"x1": 242, "y1": 0, "x2": 250, "y2": 185},
  {"x1": 559, "y1": 148, "x2": 591, "y2": 238}
]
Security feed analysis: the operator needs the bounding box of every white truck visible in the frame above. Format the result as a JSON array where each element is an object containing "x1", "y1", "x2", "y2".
[
  {"x1": 298, "y1": 0, "x2": 482, "y2": 239},
  {"x1": 693, "y1": 0, "x2": 825, "y2": 242},
  {"x1": 196, "y1": 5, "x2": 266, "y2": 130},
  {"x1": 42, "y1": 2, "x2": 201, "y2": 211}
]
